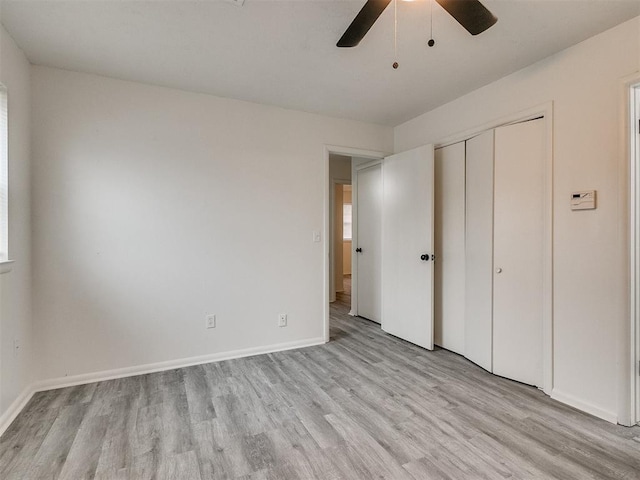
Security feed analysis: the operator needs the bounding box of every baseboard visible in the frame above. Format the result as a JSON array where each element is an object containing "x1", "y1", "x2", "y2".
[
  {"x1": 0, "y1": 385, "x2": 36, "y2": 437},
  {"x1": 1, "y1": 336, "x2": 325, "y2": 437},
  {"x1": 551, "y1": 389, "x2": 618, "y2": 424},
  {"x1": 33, "y1": 336, "x2": 326, "y2": 393}
]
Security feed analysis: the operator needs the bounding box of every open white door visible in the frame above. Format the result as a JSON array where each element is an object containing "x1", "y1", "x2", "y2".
[
  {"x1": 382, "y1": 145, "x2": 435, "y2": 350},
  {"x1": 355, "y1": 162, "x2": 382, "y2": 323}
]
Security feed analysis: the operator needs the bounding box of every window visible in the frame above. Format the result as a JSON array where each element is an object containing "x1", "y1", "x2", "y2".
[
  {"x1": 0, "y1": 85, "x2": 7, "y2": 262},
  {"x1": 343, "y1": 203, "x2": 352, "y2": 240}
]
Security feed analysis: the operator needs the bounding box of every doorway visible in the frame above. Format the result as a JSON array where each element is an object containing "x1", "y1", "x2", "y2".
[
  {"x1": 328, "y1": 153, "x2": 351, "y2": 306},
  {"x1": 324, "y1": 146, "x2": 386, "y2": 342},
  {"x1": 325, "y1": 145, "x2": 437, "y2": 348}
]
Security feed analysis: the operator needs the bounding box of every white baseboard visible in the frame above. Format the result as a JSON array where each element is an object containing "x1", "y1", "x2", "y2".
[
  {"x1": 0, "y1": 385, "x2": 36, "y2": 437},
  {"x1": 34, "y1": 336, "x2": 326, "y2": 392},
  {"x1": 551, "y1": 388, "x2": 618, "y2": 424},
  {"x1": 1, "y1": 336, "x2": 325, "y2": 437}
]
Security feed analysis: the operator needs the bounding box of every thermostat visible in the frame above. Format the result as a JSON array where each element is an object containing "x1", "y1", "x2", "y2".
[{"x1": 571, "y1": 190, "x2": 596, "y2": 210}]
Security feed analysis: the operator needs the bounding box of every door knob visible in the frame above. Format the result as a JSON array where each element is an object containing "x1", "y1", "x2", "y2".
[
  {"x1": 495, "y1": 267, "x2": 502, "y2": 273},
  {"x1": 420, "y1": 254, "x2": 429, "y2": 261},
  {"x1": 355, "y1": 247, "x2": 362, "y2": 253}
]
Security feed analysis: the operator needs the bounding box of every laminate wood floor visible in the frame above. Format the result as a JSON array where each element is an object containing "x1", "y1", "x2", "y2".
[{"x1": 2, "y1": 291, "x2": 640, "y2": 479}]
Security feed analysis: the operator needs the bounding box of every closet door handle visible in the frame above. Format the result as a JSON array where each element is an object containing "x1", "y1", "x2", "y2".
[
  {"x1": 355, "y1": 247, "x2": 362, "y2": 253},
  {"x1": 495, "y1": 267, "x2": 502, "y2": 274},
  {"x1": 420, "y1": 254, "x2": 429, "y2": 261}
]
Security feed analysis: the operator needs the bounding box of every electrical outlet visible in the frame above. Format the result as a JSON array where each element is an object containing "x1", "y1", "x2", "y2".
[
  {"x1": 278, "y1": 313, "x2": 287, "y2": 327},
  {"x1": 13, "y1": 338, "x2": 20, "y2": 357},
  {"x1": 206, "y1": 314, "x2": 216, "y2": 329}
]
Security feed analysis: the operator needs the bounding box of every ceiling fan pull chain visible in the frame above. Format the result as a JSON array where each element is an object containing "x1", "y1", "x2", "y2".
[{"x1": 392, "y1": 0, "x2": 399, "y2": 69}]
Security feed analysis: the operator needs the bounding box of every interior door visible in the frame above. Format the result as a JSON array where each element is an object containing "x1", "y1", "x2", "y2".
[
  {"x1": 493, "y1": 118, "x2": 545, "y2": 387},
  {"x1": 382, "y1": 145, "x2": 435, "y2": 349},
  {"x1": 355, "y1": 162, "x2": 382, "y2": 323}
]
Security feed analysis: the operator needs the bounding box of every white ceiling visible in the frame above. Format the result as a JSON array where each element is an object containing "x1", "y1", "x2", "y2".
[{"x1": 1, "y1": 0, "x2": 639, "y2": 126}]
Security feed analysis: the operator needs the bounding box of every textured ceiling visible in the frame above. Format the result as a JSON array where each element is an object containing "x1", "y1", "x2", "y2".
[{"x1": 2, "y1": 0, "x2": 639, "y2": 125}]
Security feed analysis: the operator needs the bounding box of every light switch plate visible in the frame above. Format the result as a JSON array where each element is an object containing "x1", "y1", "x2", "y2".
[{"x1": 571, "y1": 190, "x2": 596, "y2": 210}]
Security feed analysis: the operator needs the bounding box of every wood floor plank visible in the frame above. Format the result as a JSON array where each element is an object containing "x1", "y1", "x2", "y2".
[
  {"x1": 58, "y1": 414, "x2": 110, "y2": 480},
  {"x1": 160, "y1": 371, "x2": 195, "y2": 456},
  {"x1": 23, "y1": 403, "x2": 87, "y2": 480},
  {"x1": 0, "y1": 402, "x2": 60, "y2": 479},
  {"x1": 157, "y1": 450, "x2": 202, "y2": 480},
  {"x1": 95, "y1": 393, "x2": 139, "y2": 475},
  {"x1": 192, "y1": 419, "x2": 239, "y2": 479},
  {"x1": 2, "y1": 284, "x2": 640, "y2": 479},
  {"x1": 324, "y1": 412, "x2": 414, "y2": 480},
  {"x1": 184, "y1": 364, "x2": 217, "y2": 424}
]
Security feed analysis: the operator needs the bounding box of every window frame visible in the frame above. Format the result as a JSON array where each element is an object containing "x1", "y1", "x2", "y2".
[{"x1": 0, "y1": 84, "x2": 12, "y2": 273}]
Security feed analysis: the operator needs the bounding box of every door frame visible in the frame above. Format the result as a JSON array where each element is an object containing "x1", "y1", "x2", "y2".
[
  {"x1": 433, "y1": 102, "x2": 554, "y2": 395},
  {"x1": 324, "y1": 145, "x2": 387, "y2": 343},
  {"x1": 625, "y1": 74, "x2": 640, "y2": 426}
]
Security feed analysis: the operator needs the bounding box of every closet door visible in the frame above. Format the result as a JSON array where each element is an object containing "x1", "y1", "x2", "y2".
[
  {"x1": 435, "y1": 142, "x2": 466, "y2": 355},
  {"x1": 493, "y1": 118, "x2": 545, "y2": 387},
  {"x1": 382, "y1": 145, "x2": 435, "y2": 350},
  {"x1": 464, "y1": 130, "x2": 495, "y2": 372}
]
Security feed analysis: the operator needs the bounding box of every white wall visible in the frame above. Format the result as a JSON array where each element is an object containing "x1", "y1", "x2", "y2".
[
  {"x1": 395, "y1": 17, "x2": 640, "y2": 422},
  {"x1": 31, "y1": 66, "x2": 393, "y2": 382},
  {"x1": 0, "y1": 26, "x2": 32, "y2": 420}
]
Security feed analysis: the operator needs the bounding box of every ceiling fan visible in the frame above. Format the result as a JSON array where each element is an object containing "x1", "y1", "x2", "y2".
[{"x1": 337, "y1": 0, "x2": 497, "y2": 48}]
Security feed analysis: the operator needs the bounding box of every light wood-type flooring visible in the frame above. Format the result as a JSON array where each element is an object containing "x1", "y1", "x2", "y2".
[{"x1": 2, "y1": 284, "x2": 640, "y2": 479}]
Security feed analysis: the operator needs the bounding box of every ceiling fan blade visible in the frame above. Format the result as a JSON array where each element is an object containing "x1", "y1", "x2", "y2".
[
  {"x1": 435, "y1": 0, "x2": 497, "y2": 36},
  {"x1": 337, "y1": 0, "x2": 392, "y2": 48}
]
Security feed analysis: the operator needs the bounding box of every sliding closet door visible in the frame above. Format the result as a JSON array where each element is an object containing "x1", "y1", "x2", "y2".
[
  {"x1": 382, "y1": 145, "x2": 435, "y2": 350},
  {"x1": 435, "y1": 142, "x2": 466, "y2": 355},
  {"x1": 493, "y1": 118, "x2": 545, "y2": 387},
  {"x1": 464, "y1": 130, "x2": 495, "y2": 372}
]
